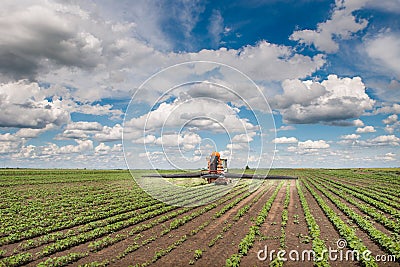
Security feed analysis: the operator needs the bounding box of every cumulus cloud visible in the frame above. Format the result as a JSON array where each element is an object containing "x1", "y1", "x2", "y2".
[
  {"x1": 375, "y1": 103, "x2": 400, "y2": 114},
  {"x1": 154, "y1": 132, "x2": 201, "y2": 150},
  {"x1": 56, "y1": 121, "x2": 103, "y2": 140},
  {"x1": 274, "y1": 75, "x2": 375, "y2": 124},
  {"x1": 93, "y1": 124, "x2": 123, "y2": 142},
  {"x1": 16, "y1": 124, "x2": 55, "y2": 139},
  {"x1": 36, "y1": 139, "x2": 94, "y2": 155},
  {"x1": 364, "y1": 32, "x2": 400, "y2": 77},
  {"x1": 290, "y1": 0, "x2": 368, "y2": 53},
  {"x1": 231, "y1": 132, "x2": 257, "y2": 143},
  {"x1": 375, "y1": 152, "x2": 396, "y2": 162},
  {"x1": 340, "y1": 134, "x2": 360, "y2": 140},
  {"x1": 274, "y1": 79, "x2": 327, "y2": 109},
  {"x1": 356, "y1": 126, "x2": 376, "y2": 133},
  {"x1": 382, "y1": 113, "x2": 399, "y2": 133},
  {"x1": 66, "y1": 121, "x2": 103, "y2": 131},
  {"x1": 273, "y1": 137, "x2": 298, "y2": 144},
  {"x1": 56, "y1": 121, "x2": 123, "y2": 142},
  {"x1": 367, "y1": 135, "x2": 400, "y2": 146},
  {"x1": 0, "y1": 80, "x2": 70, "y2": 128},
  {"x1": 298, "y1": 140, "x2": 330, "y2": 149},
  {"x1": 382, "y1": 114, "x2": 398, "y2": 125},
  {"x1": 286, "y1": 139, "x2": 330, "y2": 155},
  {"x1": 276, "y1": 125, "x2": 296, "y2": 131},
  {"x1": 0, "y1": 0, "x2": 326, "y2": 106},
  {"x1": 125, "y1": 98, "x2": 258, "y2": 135},
  {"x1": 0, "y1": 1, "x2": 103, "y2": 79},
  {"x1": 69, "y1": 103, "x2": 123, "y2": 120},
  {"x1": 0, "y1": 133, "x2": 21, "y2": 154},
  {"x1": 353, "y1": 119, "x2": 365, "y2": 127},
  {"x1": 58, "y1": 139, "x2": 93, "y2": 154},
  {"x1": 133, "y1": 135, "x2": 157, "y2": 145},
  {"x1": 95, "y1": 142, "x2": 122, "y2": 155},
  {"x1": 226, "y1": 142, "x2": 249, "y2": 151}
]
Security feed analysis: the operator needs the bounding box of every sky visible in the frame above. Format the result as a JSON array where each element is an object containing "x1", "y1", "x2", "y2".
[{"x1": 0, "y1": 0, "x2": 399, "y2": 169}]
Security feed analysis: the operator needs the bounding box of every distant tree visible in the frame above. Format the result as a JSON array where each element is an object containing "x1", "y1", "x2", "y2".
[{"x1": 245, "y1": 165, "x2": 250, "y2": 170}]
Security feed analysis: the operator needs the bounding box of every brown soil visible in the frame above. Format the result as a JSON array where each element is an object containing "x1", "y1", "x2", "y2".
[{"x1": 153, "y1": 181, "x2": 279, "y2": 267}]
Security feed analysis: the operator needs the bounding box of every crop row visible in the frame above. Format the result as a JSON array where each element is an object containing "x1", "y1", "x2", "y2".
[
  {"x1": 269, "y1": 182, "x2": 291, "y2": 267},
  {"x1": 207, "y1": 181, "x2": 276, "y2": 249},
  {"x1": 307, "y1": 178, "x2": 400, "y2": 260},
  {"x1": 1, "y1": 182, "x2": 249, "y2": 266},
  {"x1": 4, "y1": 179, "x2": 240, "y2": 250},
  {"x1": 116, "y1": 182, "x2": 259, "y2": 266},
  {"x1": 317, "y1": 174, "x2": 400, "y2": 205},
  {"x1": 302, "y1": 179, "x2": 377, "y2": 266},
  {"x1": 312, "y1": 177, "x2": 400, "y2": 234},
  {"x1": 39, "y1": 182, "x2": 252, "y2": 266},
  {"x1": 315, "y1": 176, "x2": 400, "y2": 218},
  {"x1": 296, "y1": 180, "x2": 329, "y2": 267},
  {"x1": 225, "y1": 181, "x2": 285, "y2": 266}
]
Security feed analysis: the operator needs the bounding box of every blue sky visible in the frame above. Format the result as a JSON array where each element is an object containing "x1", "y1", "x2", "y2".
[{"x1": 0, "y1": 0, "x2": 399, "y2": 169}]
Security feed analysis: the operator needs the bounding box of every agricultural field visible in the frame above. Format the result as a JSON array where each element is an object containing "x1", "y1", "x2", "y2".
[{"x1": 0, "y1": 168, "x2": 399, "y2": 267}]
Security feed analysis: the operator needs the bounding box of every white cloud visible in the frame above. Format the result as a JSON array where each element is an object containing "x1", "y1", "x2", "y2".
[
  {"x1": 274, "y1": 75, "x2": 375, "y2": 124},
  {"x1": 208, "y1": 9, "x2": 224, "y2": 47},
  {"x1": 274, "y1": 79, "x2": 327, "y2": 109},
  {"x1": 0, "y1": 1, "x2": 327, "y2": 107},
  {"x1": 384, "y1": 122, "x2": 400, "y2": 134},
  {"x1": 365, "y1": 1, "x2": 400, "y2": 13},
  {"x1": 0, "y1": 80, "x2": 70, "y2": 128},
  {"x1": 58, "y1": 139, "x2": 93, "y2": 154},
  {"x1": 226, "y1": 142, "x2": 249, "y2": 151},
  {"x1": 231, "y1": 132, "x2": 256, "y2": 143},
  {"x1": 290, "y1": 0, "x2": 368, "y2": 53},
  {"x1": 125, "y1": 98, "x2": 258, "y2": 136},
  {"x1": 133, "y1": 135, "x2": 157, "y2": 145},
  {"x1": 273, "y1": 137, "x2": 298, "y2": 144},
  {"x1": 298, "y1": 140, "x2": 330, "y2": 149},
  {"x1": 94, "y1": 124, "x2": 123, "y2": 142},
  {"x1": 356, "y1": 126, "x2": 376, "y2": 133},
  {"x1": 276, "y1": 125, "x2": 296, "y2": 131},
  {"x1": 70, "y1": 103, "x2": 123, "y2": 119},
  {"x1": 0, "y1": 133, "x2": 21, "y2": 154},
  {"x1": 340, "y1": 134, "x2": 360, "y2": 140},
  {"x1": 94, "y1": 142, "x2": 113, "y2": 155},
  {"x1": 365, "y1": 32, "x2": 400, "y2": 77},
  {"x1": 154, "y1": 132, "x2": 201, "y2": 150},
  {"x1": 66, "y1": 121, "x2": 103, "y2": 131},
  {"x1": 0, "y1": 1, "x2": 103, "y2": 79},
  {"x1": 12, "y1": 145, "x2": 36, "y2": 159},
  {"x1": 382, "y1": 114, "x2": 398, "y2": 125},
  {"x1": 353, "y1": 119, "x2": 364, "y2": 127},
  {"x1": 368, "y1": 135, "x2": 400, "y2": 146},
  {"x1": 285, "y1": 139, "x2": 330, "y2": 155},
  {"x1": 56, "y1": 121, "x2": 104, "y2": 140},
  {"x1": 375, "y1": 103, "x2": 400, "y2": 114},
  {"x1": 15, "y1": 124, "x2": 55, "y2": 139},
  {"x1": 0, "y1": 133, "x2": 18, "y2": 142},
  {"x1": 376, "y1": 152, "x2": 397, "y2": 162}
]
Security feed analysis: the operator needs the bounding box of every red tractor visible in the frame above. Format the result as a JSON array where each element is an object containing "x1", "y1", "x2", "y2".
[{"x1": 201, "y1": 152, "x2": 231, "y2": 185}]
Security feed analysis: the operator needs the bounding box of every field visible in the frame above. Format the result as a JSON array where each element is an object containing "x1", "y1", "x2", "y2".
[{"x1": 0, "y1": 169, "x2": 399, "y2": 267}]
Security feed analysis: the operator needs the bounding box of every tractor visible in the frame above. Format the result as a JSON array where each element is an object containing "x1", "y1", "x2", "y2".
[{"x1": 201, "y1": 151, "x2": 232, "y2": 185}]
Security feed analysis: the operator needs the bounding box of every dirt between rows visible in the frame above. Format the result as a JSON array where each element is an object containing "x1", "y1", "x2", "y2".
[{"x1": 152, "y1": 181, "x2": 279, "y2": 267}]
